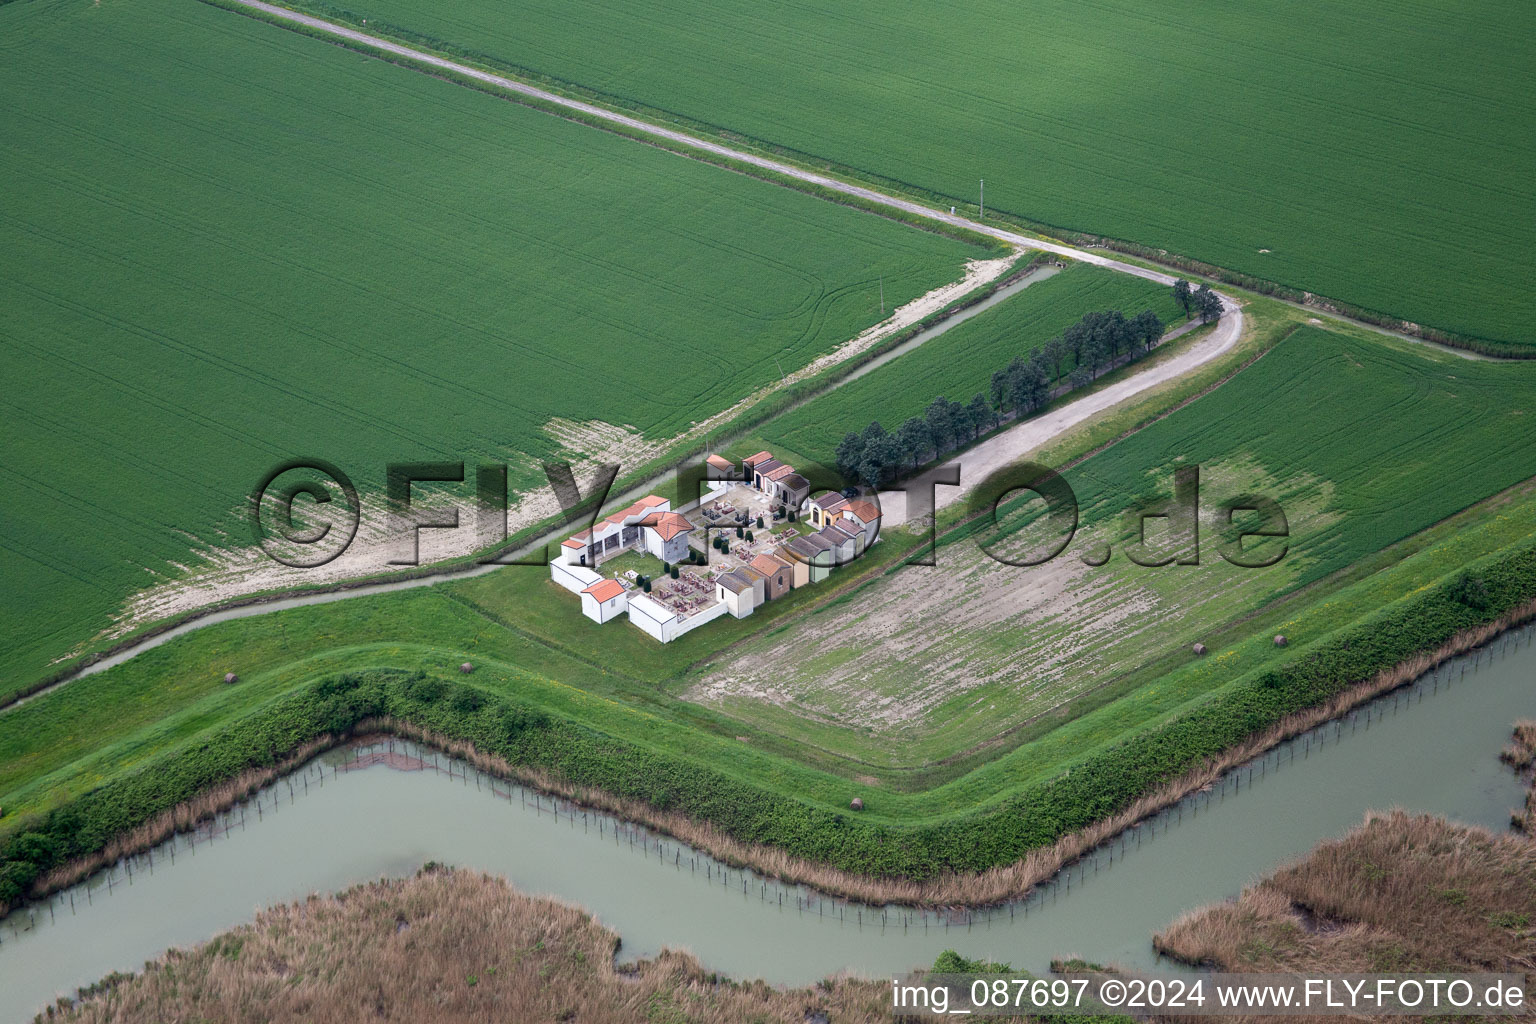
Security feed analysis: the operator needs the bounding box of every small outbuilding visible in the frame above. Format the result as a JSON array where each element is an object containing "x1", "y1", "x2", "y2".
[{"x1": 580, "y1": 578, "x2": 629, "y2": 624}]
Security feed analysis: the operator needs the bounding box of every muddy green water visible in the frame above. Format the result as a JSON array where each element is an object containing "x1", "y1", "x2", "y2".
[{"x1": 2, "y1": 629, "x2": 1531, "y2": 1020}]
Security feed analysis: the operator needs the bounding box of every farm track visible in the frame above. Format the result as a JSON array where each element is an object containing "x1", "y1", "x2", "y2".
[
  {"x1": 0, "y1": 0, "x2": 1248, "y2": 712},
  {"x1": 219, "y1": 0, "x2": 1243, "y2": 512}
]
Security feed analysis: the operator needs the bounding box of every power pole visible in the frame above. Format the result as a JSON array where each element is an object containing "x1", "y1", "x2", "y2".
[
  {"x1": 879, "y1": 276, "x2": 884, "y2": 316},
  {"x1": 979, "y1": 179, "x2": 984, "y2": 220}
]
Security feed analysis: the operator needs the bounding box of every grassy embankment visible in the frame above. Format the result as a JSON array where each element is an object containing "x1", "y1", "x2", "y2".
[
  {"x1": 5, "y1": 314, "x2": 1536, "y2": 908},
  {"x1": 1155, "y1": 811, "x2": 1534, "y2": 990},
  {"x1": 245, "y1": 0, "x2": 1536, "y2": 352},
  {"x1": 692, "y1": 324, "x2": 1536, "y2": 768},
  {"x1": 0, "y1": 0, "x2": 986, "y2": 701}
]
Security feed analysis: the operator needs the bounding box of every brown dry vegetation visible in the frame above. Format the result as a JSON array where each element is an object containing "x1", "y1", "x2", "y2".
[
  {"x1": 1153, "y1": 811, "x2": 1535, "y2": 1022},
  {"x1": 1502, "y1": 720, "x2": 1536, "y2": 833},
  {"x1": 43, "y1": 867, "x2": 905, "y2": 1024}
]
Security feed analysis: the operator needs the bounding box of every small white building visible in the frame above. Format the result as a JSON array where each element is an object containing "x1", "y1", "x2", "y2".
[
  {"x1": 580, "y1": 578, "x2": 629, "y2": 623},
  {"x1": 715, "y1": 570, "x2": 758, "y2": 618}
]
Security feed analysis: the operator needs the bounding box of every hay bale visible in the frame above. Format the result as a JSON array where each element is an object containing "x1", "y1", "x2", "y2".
[
  {"x1": 459, "y1": 662, "x2": 475, "y2": 674},
  {"x1": 223, "y1": 672, "x2": 239, "y2": 684},
  {"x1": 1191, "y1": 643, "x2": 1207, "y2": 656},
  {"x1": 850, "y1": 797, "x2": 864, "y2": 811},
  {"x1": 1274, "y1": 634, "x2": 1288, "y2": 647}
]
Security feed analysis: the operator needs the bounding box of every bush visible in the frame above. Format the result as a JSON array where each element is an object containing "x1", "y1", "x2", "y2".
[{"x1": 1448, "y1": 572, "x2": 1490, "y2": 611}]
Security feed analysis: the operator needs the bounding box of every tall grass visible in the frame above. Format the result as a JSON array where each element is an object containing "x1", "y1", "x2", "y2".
[
  {"x1": 1502, "y1": 720, "x2": 1536, "y2": 833},
  {"x1": 1154, "y1": 810, "x2": 1536, "y2": 981}
]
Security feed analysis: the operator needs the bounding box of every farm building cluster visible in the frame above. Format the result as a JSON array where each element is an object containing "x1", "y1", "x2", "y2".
[{"x1": 548, "y1": 451, "x2": 881, "y2": 642}]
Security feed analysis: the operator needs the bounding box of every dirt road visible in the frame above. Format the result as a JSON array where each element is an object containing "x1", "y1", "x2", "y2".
[
  {"x1": 228, "y1": 0, "x2": 1244, "y2": 517},
  {"x1": 878, "y1": 301, "x2": 1241, "y2": 526}
]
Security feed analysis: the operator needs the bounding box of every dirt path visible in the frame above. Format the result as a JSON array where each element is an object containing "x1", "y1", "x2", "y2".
[
  {"x1": 223, "y1": 0, "x2": 1244, "y2": 520},
  {"x1": 10, "y1": 0, "x2": 1244, "y2": 706},
  {"x1": 879, "y1": 303, "x2": 1241, "y2": 526},
  {"x1": 228, "y1": 0, "x2": 1180, "y2": 286}
]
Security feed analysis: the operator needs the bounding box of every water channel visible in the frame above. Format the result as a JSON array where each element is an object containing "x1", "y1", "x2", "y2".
[{"x1": 2, "y1": 625, "x2": 1531, "y2": 1021}]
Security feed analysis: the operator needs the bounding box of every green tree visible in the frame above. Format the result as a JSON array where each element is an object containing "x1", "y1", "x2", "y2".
[
  {"x1": 834, "y1": 431, "x2": 864, "y2": 484},
  {"x1": 897, "y1": 416, "x2": 931, "y2": 469},
  {"x1": 1174, "y1": 278, "x2": 1193, "y2": 317},
  {"x1": 966, "y1": 393, "x2": 994, "y2": 436}
]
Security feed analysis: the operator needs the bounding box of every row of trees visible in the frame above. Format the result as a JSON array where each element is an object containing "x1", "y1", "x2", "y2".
[
  {"x1": 1174, "y1": 278, "x2": 1223, "y2": 322},
  {"x1": 834, "y1": 305, "x2": 1166, "y2": 488}
]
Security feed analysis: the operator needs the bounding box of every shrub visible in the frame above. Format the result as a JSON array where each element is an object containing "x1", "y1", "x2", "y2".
[{"x1": 1448, "y1": 572, "x2": 1490, "y2": 611}]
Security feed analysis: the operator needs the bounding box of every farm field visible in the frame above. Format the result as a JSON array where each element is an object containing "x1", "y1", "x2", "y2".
[
  {"x1": 759, "y1": 262, "x2": 1183, "y2": 469},
  {"x1": 0, "y1": 0, "x2": 984, "y2": 699},
  {"x1": 694, "y1": 326, "x2": 1536, "y2": 764},
  {"x1": 6, "y1": 319, "x2": 1536, "y2": 839},
  {"x1": 272, "y1": 0, "x2": 1536, "y2": 349}
]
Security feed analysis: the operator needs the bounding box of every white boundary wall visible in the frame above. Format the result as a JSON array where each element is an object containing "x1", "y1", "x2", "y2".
[
  {"x1": 550, "y1": 561, "x2": 602, "y2": 595},
  {"x1": 626, "y1": 593, "x2": 728, "y2": 643}
]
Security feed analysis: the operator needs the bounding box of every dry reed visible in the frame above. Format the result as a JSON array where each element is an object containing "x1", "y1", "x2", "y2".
[
  {"x1": 1503, "y1": 720, "x2": 1536, "y2": 833},
  {"x1": 1151, "y1": 810, "x2": 1535, "y2": 1022},
  {"x1": 41, "y1": 867, "x2": 911, "y2": 1023}
]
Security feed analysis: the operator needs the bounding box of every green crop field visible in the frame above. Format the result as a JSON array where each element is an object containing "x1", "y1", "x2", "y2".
[
  {"x1": 0, "y1": 0, "x2": 984, "y2": 699},
  {"x1": 759, "y1": 262, "x2": 1183, "y2": 467},
  {"x1": 700, "y1": 326, "x2": 1536, "y2": 763},
  {"x1": 5, "y1": 321, "x2": 1534, "y2": 839},
  {"x1": 281, "y1": 0, "x2": 1536, "y2": 349}
]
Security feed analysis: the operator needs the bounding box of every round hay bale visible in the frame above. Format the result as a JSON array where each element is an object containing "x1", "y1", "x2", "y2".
[
  {"x1": 850, "y1": 797, "x2": 864, "y2": 811},
  {"x1": 1273, "y1": 634, "x2": 1288, "y2": 647},
  {"x1": 1191, "y1": 643, "x2": 1207, "y2": 656},
  {"x1": 223, "y1": 672, "x2": 239, "y2": 684},
  {"x1": 459, "y1": 662, "x2": 475, "y2": 674}
]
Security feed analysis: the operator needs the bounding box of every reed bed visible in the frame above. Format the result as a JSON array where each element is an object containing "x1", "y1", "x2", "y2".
[
  {"x1": 1153, "y1": 810, "x2": 1535, "y2": 987},
  {"x1": 1502, "y1": 720, "x2": 1536, "y2": 833},
  {"x1": 41, "y1": 867, "x2": 903, "y2": 1023}
]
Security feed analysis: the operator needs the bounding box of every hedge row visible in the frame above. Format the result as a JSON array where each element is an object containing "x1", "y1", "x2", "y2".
[{"x1": 4, "y1": 544, "x2": 1533, "y2": 906}]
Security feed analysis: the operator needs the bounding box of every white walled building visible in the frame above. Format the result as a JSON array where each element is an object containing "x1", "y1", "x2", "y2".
[{"x1": 580, "y1": 578, "x2": 629, "y2": 623}]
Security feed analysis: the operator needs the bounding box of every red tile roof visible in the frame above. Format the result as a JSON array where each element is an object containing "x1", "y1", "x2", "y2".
[
  {"x1": 705, "y1": 454, "x2": 734, "y2": 470},
  {"x1": 841, "y1": 499, "x2": 881, "y2": 524},
  {"x1": 560, "y1": 538, "x2": 584, "y2": 549},
  {"x1": 639, "y1": 510, "x2": 694, "y2": 541},
  {"x1": 765, "y1": 464, "x2": 795, "y2": 481},
  {"x1": 742, "y1": 451, "x2": 774, "y2": 467},
  {"x1": 602, "y1": 494, "x2": 667, "y2": 526},
  {"x1": 581, "y1": 579, "x2": 626, "y2": 603},
  {"x1": 750, "y1": 553, "x2": 789, "y2": 576}
]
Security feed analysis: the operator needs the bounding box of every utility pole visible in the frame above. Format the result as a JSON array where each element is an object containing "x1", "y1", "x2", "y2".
[
  {"x1": 879, "y1": 276, "x2": 884, "y2": 316},
  {"x1": 979, "y1": 178, "x2": 984, "y2": 220}
]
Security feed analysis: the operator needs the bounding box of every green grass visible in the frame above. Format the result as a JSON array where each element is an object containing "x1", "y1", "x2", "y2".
[
  {"x1": 699, "y1": 326, "x2": 1536, "y2": 763},
  {"x1": 0, "y1": 0, "x2": 983, "y2": 700},
  {"x1": 267, "y1": 0, "x2": 1536, "y2": 348},
  {"x1": 5, "y1": 320, "x2": 1536, "y2": 840},
  {"x1": 757, "y1": 262, "x2": 1184, "y2": 467}
]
